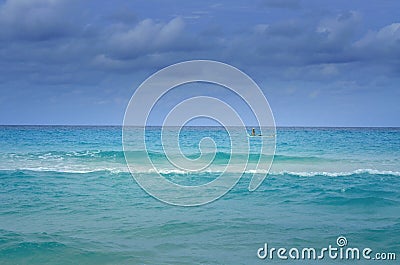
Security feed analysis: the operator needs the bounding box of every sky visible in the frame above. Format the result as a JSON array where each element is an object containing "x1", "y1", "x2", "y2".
[{"x1": 0, "y1": 0, "x2": 399, "y2": 126}]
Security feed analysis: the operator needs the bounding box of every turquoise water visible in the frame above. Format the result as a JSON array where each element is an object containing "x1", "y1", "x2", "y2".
[{"x1": 0, "y1": 126, "x2": 399, "y2": 264}]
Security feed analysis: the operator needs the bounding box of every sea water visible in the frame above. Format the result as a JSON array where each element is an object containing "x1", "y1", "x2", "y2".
[{"x1": 0, "y1": 126, "x2": 399, "y2": 264}]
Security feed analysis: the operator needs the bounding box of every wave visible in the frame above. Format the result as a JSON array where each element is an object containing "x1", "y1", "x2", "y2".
[
  {"x1": 1, "y1": 168, "x2": 399, "y2": 177},
  {"x1": 3, "y1": 150, "x2": 126, "y2": 159},
  {"x1": 0, "y1": 167, "x2": 127, "y2": 174},
  {"x1": 272, "y1": 169, "x2": 400, "y2": 177},
  {"x1": 2, "y1": 150, "x2": 331, "y2": 163}
]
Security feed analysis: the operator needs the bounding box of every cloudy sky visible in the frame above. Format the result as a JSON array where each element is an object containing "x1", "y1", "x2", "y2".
[{"x1": 0, "y1": 0, "x2": 399, "y2": 126}]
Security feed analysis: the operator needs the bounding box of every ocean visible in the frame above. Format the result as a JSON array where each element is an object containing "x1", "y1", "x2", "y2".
[{"x1": 0, "y1": 126, "x2": 399, "y2": 264}]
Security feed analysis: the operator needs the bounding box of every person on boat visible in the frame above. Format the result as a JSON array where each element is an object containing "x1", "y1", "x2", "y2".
[{"x1": 251, "y1": 128, "x2": 256, "y2": 136}]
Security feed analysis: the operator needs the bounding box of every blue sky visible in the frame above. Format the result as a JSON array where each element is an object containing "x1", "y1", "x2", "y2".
[{"x1": 0, "y1": 0, "x2": 399, "y2": 126}]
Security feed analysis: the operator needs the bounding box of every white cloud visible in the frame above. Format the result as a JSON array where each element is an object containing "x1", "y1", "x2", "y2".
[
  {"x1": 353, "y1": 22, "x2": 400, "y2": 61},
  {"x1": 355, "y1": 23, "x2": 400, "y2": 47},
  {"x1": 107, "y1": 17, "x2": 185, "y2": 59}
]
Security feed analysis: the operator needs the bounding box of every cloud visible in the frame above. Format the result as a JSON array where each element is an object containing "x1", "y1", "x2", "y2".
[
  {"x1": 0, "y1": 0, "x2": 74, "y2": 41},
  {"x1": 105, "y1": 17, "x2": 186, "y2": 60},
  {"x1": 0, "y1": 1, "x2": 396, "y2": 88},
  {"x1": 224, "y1": 12, "x2": 362, "y2": 71},
  {"x1": 316, "y1": 11, "x2": 361, "y2": 45},
  {"x1": 0, "y1": 1, "x2": 373, "y2": 84},
  {"x1": 354, "y1": 23, "x2": 400, "y2": 60},
  {"x1": 0, "y1": 0, "x2": 400, "y2": 85}
]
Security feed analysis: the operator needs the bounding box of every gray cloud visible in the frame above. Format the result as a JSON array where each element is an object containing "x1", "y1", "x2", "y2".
[
  {"x1": 222, "y1": 12, "x2": 362, "y2": 71},
  {"x1": 0, "y1": 0, "x2": 396, "y2": 85},
  {"x1": 0, "y1": 0, "x2": 76, "y2": 41},
  {"x1": 0, "y1": 1, "x2": 398, "y2": 112}
]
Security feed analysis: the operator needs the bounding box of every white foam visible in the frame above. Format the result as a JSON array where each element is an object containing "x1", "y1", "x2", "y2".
[
  {"x1": 1, "y1": 167, "x2": 399, "y2": 177},
  {"x1": 12, "y1": 167, "x2": 127, "y2": 174},
  {"x1": 271, "y1": 169, "x2": 400, "y2": 177}
]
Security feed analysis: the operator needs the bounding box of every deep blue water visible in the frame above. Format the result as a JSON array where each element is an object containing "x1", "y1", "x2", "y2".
[{"x1": 0, "y1": 126, "x2": 399, "y2": 264}]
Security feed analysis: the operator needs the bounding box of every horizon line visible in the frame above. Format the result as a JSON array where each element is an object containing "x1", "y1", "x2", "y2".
[{"x1": 0, "y1": 124, "x2": 399, "y2": 128}]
